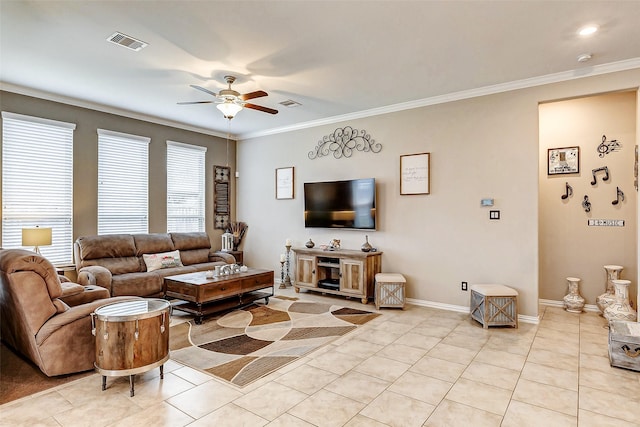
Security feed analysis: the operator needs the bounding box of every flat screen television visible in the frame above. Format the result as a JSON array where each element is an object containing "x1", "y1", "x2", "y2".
[{"x1": 304, "y1": 178, "x2": 376, "y2": 229}]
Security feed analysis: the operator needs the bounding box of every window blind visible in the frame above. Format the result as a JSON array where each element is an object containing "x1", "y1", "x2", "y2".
[
  {"x1": 98, "y1": 129, "x2": 150, "y2": 235},
  {"x1": 2, "y1": 112, "x2": 75, "y2": 263},
  {"x1": 167, "y1": 141, "x2": 206, "y2": 232}
]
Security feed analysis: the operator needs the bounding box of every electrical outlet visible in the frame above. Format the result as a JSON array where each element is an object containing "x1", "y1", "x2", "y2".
[{"x1": 461, "y1": 281, "x2": 468, "y2": 291}]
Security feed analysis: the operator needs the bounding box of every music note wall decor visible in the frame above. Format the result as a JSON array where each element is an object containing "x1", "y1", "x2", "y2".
[
  {"x1": 612, "y1": 187, "x2": 625, "y2": 205},
  {"x1": 597, "y1": 134, "x2": 621, "y2": 158},
  {"x1": 590, "y1": 166, "x2": 610, "y2": 185},
  {"x1": 561, "y1": 182, "x2": 573, "y2": 200},
  {"x1": 582, "y1": 195, "x2": 592, "y2": 213}
]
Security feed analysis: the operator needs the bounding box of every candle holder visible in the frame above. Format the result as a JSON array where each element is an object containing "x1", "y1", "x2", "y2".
[
  {"x1": 279, "y1": 260, "x2": 286, "y2": 289},
  {"x1": 284, "y1": 244, "x2": 292, "y2": 287}
]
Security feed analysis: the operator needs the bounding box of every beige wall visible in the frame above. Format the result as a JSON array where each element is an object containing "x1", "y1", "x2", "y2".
[
  {"x1": 237, "y1": 69, "x2": 640, "y2": 318},
  {"x1": 539, "y1": 91, "x2": 637, "y2": 309},
  {"x1": 0, "y1": 91, "x2": 235, "y2": 252}
]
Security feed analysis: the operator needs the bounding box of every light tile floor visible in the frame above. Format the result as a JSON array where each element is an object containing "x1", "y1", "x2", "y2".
[{"x1": 1, "y1": 288, "x2": 639, "y2": 427}]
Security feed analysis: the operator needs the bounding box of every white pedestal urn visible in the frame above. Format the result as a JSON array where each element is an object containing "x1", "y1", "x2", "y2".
[
  {"x1": 603, "y1": 280, "x2": 637, "y2": 323},
  {"x1": 596, "y1": 265, "x2": 624, "y2": 314},
  {"x1": 563, "y1": 277, "x2": 585, "y2": 313}
]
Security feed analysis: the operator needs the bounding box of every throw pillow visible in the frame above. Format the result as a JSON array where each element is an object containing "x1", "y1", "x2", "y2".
[{"x1": 143, "y1": 250, "x2": 183, "y2": 272}]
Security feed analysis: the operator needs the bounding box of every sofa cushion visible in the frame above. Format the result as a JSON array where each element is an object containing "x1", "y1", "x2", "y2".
[
  {"x1": 82, "y1": 257, "x2": 141, "y2": 275},
  {"x1": 170, "y1": 232, "x2": 211, "y2": 251},
  {"x1": 142, "y1": 250, "x2": 184, "y2": 272},
  {"x1": 179, "y1": 248, "x2": 210, "y2": 266},
  {"x1": 133, "y1": 233, "x2": 174, "y2": 257},
  {"x1": 76, "y1": 234, "x2": 136, "y2": 260},
  {"x1": 110, "y1": 272, "x2": 163, "y2": 297}
]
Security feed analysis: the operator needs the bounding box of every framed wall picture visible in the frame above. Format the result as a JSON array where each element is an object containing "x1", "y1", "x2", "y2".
[
  {"x1": 548, "y1": 147, "x2": 579, "y2": 175},
  {"x1": 276, "y1": 167, "x2": 294, "y2": 199},
  {"x1": 214, "y1": 165, "x2": 230, "y2": 229},
  {"x1": 400, "y1": 153, "x2": 430, "y2": 195}
]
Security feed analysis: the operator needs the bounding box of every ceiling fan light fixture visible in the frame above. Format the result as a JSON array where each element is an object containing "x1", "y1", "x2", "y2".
[
  {"x1": 578, "y1": 25, "x2": 598, "y2": 36},
  {"x1": 217, "y1": 101, "x2": 243, "y2": 119}
]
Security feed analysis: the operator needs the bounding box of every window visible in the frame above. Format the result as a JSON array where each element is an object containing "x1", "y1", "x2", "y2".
[
  {"x1": 167, "y1": 141, "x2": 206, "y2": 232},
  {"x1": 98, "y1": 129, "x2": 150, "y2": 234},
  {"x1": 2, "y1": 112, "x2": 75, "y2": 263}
]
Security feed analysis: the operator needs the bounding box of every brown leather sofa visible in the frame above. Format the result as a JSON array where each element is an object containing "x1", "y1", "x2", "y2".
[
  {"x1": 74, "y1": 232, "x2": 236, "y2": 297},
  {"x1": 0, "y1": 249, "x2": 136, "y2": 376}
]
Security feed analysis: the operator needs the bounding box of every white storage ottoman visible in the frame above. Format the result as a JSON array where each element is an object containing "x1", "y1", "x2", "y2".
[
  {"x1": 470, "y1": 284, "x2": 518, "y2": 328},
  {"x1": 375, "y1": 273, "x2": 406, "y2": 310}
]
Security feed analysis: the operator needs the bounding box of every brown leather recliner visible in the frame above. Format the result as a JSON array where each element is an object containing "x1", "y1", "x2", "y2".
[{"x1": 0, "y1": 249, "x2": 135, "y2": 376}]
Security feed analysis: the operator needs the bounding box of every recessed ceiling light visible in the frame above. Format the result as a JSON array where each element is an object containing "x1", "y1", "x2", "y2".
[{"x1": 578, "y1": 25, "x2": 598, "y2": 36}]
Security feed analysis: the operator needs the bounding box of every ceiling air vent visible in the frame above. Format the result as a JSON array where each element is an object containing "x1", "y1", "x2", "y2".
[
  {"x1": 279, "y1": 99, "x2": 302, "y2": 108},
  {"x1": 107, "y1": 32, "x2": 148, "y2": 51}
]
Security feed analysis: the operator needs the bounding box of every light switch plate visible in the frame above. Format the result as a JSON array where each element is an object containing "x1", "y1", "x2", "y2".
[{"x1": 489, "y1": 210, "x2": 500, "y2": 220}]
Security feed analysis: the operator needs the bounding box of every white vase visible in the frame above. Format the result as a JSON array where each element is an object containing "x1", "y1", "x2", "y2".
[
  {"x1": 563, "y1": 277, "x2": 585, "y2": 313},
  {"x1": 603, "y1": 280, "x2": 637, "y2": 323},
  {"x1": 596, "y1": 265, "x2": 623, "y2": 314}
]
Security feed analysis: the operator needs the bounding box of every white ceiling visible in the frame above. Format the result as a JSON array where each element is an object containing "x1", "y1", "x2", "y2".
[{"x1": 2, "y1": 1, "x2": 640, "y2": 139}]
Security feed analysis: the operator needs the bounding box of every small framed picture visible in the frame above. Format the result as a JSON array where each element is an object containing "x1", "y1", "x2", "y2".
[
  {"x1": 400, "y1": 153, "x2": 430, "y2": 195},
  {"x1": 548, "y1": 147, "x2": 579, "y2": 175},
  {"x1": 276, "y1": 167, "x2": 294, "y2": 199}
]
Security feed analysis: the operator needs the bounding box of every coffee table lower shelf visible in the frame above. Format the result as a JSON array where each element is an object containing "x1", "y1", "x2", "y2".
[{"x1": 170, "y1": 290, "x2": 272, "y2": 324}]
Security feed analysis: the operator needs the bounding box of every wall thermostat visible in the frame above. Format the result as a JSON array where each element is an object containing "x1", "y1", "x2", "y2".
[{"x1": 481, "y1": 198, "x2": 494, "y2": 207}]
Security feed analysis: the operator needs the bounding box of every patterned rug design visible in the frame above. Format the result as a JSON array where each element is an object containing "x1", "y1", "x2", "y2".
[{"x1": 169, "y1": 298, "x2": 379, "y2": 387}]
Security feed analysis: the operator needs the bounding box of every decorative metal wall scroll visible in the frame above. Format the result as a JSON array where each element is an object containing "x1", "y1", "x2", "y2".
[
  {"x1": 590, "y1": 166, "x2": 609, "y2": 185},
  {"x1": 308, "y1": 126, "x2": 381, "y2": 160},
  {"x1": 561, "y1": 182, "x2": 573, "y2": 200},
  {"x1": 612, "y1": 187, "x2": 624, "y2": 205},
  {"x1": 582, "y1": 195, "x2": 592, "y2": 213},
  {"x1": 597, "y1": 134, "x2": 621, "y2": 158},
  {"x1": 214, "y1": 165, "x2": 230, "y2": 229}
]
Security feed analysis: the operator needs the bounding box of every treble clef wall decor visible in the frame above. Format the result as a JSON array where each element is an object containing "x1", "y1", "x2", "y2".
[
  {"x1": 590, "y1": 166, "x2": 610, "y2": 185},
  {"x1": 308, "y1": 127, "x2": 382, "y2": 160},
  {"x1": 597, "y1": 134, "x2": 621, "y2": 158},
  {"x1": 582, "y1": 195, "x2": 592, "y2": 213}
]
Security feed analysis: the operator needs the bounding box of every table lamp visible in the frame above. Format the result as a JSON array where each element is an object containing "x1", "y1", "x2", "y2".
[{"x1": 22, "y1": 227, "x2": 52, "y2": 255}]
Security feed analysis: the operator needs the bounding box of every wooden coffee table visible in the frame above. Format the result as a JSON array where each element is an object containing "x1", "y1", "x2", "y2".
[{"x1": 164, "y1": 269, "x2": 274, "y2": 324}]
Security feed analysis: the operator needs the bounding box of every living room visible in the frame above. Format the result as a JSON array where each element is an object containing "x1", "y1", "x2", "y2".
[{"x1": 1, "y1": 1, "x2": 640, "y2": 426}]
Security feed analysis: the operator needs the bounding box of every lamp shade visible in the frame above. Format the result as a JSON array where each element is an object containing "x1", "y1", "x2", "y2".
[
  {"x1": 22, "y1": 227, "x2": 52, "y2": 247},
  {"x1": 217, "y1": 101, "x2": 243, "y2": 119}
]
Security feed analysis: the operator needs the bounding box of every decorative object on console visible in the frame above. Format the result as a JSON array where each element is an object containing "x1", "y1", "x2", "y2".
[
  {"x1": 582, "y1": 195, "x2": 592, "y2": 213},
  {"x1": 597, "y1": 134, "x2": 621, "y2": 158},
  {"x1": 597, "y1": 265, "x2": 623, "y2": 314},
  {"x1": 284, "y1": 239, "x2": 292, "y2": 287},
  {"x1": 221, "y1": 232, "x2": 233, "y2": 252},
  {"x1": 308, "y1": 126, "x2": 381, "y2": 160},
  {"x1": 590, "y1": 166, "x2": 610, "y2": 185},
  {"x1": 561, "y1": 182, "x2": 573, "y2": 200},
  {"x1": 548, "y1": 146, "x2": 579, "y2": 175},
  {"x1": 330, "y1": 239, "x2": 341, "y2": 250},
  {"x1": 562, "y1": 277, "x2": 585, "y2": 313},
  {"x1": 275, "y1": 167, "x2": 294, "y2": 199},
  {"x1": 612, "y1": 186, "x2": 624, "y2": 205},
  {"x1": 603, "y1": 280, "x2": 637, "y2": 323},
  {"x1": 400, "y1": 152, "x2": 430, "y2": 195},
  {"x1": 21, "y1": 226, "x2": 52, "y2": 255},
  {"x1": 361, "y1": 235, "x2": 372, "y2": 252},
  {"x1": 214, "y1": 165, "x2": 231, "y2": 229},
  {"x1": 226, "y1": 221, "x2": 248, "y2": 251},
  {"x1": 305, "y1": 238, "x2": 315, "y2": 248}
]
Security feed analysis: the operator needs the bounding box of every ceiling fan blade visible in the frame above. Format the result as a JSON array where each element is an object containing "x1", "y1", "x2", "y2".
[
  {"x1": 240, "y1": 90, "x2": 268, "y2": 101},
  {"x1": 244, "y1": 103, "x2": 278, "y2": 115},
  {"x1": 177, "y1": 101, "x2": 214, "y2": 105},
  {"x1": 190, "y1": 84, "x2": 218, "y2": 97}
]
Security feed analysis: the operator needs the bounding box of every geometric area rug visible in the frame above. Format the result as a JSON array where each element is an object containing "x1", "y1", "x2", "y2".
[{"x1": 169, "y1": 297, "x2": 380, "y2": 387}]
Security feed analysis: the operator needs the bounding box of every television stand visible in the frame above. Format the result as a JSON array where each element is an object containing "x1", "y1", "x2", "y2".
[{"x1": 292, "y1": 248, "x2": 382, "y2": 304}]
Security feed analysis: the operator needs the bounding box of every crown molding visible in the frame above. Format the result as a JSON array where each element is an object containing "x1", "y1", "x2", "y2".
[
  {"x1": 0, "y1": 82, "x2": 233, "y2": 140},
  {"x1": 240, "y1": 57, "x2": 640, "y2": 140}
]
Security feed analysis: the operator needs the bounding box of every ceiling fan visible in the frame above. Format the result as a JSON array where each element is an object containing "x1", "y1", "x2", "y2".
[{"x1": 177, "y1": 75, "x2": 278, "y2": 119}]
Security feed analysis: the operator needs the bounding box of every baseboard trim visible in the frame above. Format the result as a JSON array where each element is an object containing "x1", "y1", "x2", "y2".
[
  {"x1": 406, "y1": 297, "x2": 539, "y2": 324},
  {"x1": 539, "y1": 299, "x2": 600, "y2": 312}
]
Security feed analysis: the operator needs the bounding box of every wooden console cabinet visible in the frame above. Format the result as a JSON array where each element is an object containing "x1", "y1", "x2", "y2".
[{"x1": 292, "y1": 248, "x2": 382, "y2": 304}]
